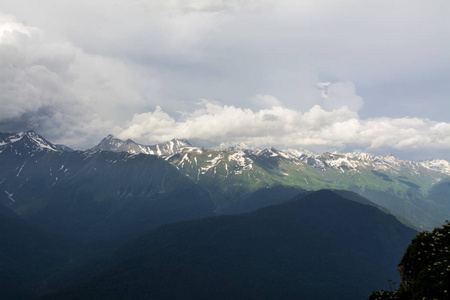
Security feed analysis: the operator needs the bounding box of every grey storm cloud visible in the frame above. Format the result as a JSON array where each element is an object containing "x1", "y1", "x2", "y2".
[
  {"x1": 0, "y1": 0, "x2": 449, "y2": 160},
  {"x1": 0, "y1": 13, "x2": 159, "y2": 147}
]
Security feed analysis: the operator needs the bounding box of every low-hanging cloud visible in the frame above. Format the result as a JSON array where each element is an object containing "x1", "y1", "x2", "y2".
[{"x1": 117, "y1": 101, "x2": 450, "y2": 152}]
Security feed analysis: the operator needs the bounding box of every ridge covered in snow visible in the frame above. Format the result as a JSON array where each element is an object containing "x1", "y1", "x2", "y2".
[
  {"x1": 2, "y1": 131, "x2": 450, "y2": 177},
  {"x1": 90, "y1": 134, "x2": 192, "y2": 156},
  {"x1": 0, "y1": 131, "x2": 70, "y2": 155},
  {"x1": 2, "y1": 131, "x2": 449, "y2": 231},
  {"x1": 422, "y1": 159, "x2": 450, "y2": 175}
]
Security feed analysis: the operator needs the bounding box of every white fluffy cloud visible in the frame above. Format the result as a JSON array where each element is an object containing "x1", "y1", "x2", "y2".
[
  {"x1": 117, "y1": 101, "x2": 450, "y2": 152},
  {"x1": 320, "y1": 81, "x2": 364, "y2": 112}
]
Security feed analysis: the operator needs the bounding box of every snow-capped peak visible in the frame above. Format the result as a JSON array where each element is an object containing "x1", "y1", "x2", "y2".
[
  {"x1": 422, "y1": 159, "x2": 450, "y2": 175},
  {"x1": 90, "y1": 135, "x2": 193, "y2": 156},
  {"x1": 281, "y1": 148, "x2": 316, "y2": 159},
  {"x1": 91, "y1": 134, "x2": 127, "y2": 152},
  {"x1": 0, "y1": 131, "x2": 68, "y2": 155}
]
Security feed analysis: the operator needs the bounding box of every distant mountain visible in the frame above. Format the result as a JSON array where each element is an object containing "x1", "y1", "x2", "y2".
[
  {"x1": 428, "y1": 178, "x2": 450, "y2": 212},
  {"x1": 38, "y1": 190, "x2": 417, "y2": 300},
  {"x1": 55, "y1": 144, "x2": 75, "y2": 152},
  {"x1": 422, "y1": 159, "x2": 450, "y2": 175},
  {"x1": 2, "y1": 131, "x2": 450, "y2": 229},
  {"x1": 90, "y1": 134, "x2": 191, "y2": 156},
  {"x1": 0, "y1": 202, "x2": 73, "y2": 300},
  {"x1": 0, "y1": 148, "x2": 215, "y2": 248},
  {"x1": 0, "y1": 131, "x2": 71, "y2": 156},
  {"x1": 166, "y1": 146, "x2": 450, "y2": 229}
]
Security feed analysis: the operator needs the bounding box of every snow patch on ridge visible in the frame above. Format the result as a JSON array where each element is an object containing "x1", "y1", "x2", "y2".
[
  {"x1": 228, "y1": 151, "x2": 254, "y2": 173},
  {"x1": 201, "y1": 153, "x2": 224, "y2": 174},
  {"x1": 422, "y1": 160, "x2": 450, "y2": 175}
]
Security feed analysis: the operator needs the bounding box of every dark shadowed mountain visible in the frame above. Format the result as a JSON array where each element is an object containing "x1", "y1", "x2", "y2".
[
  {"x1": 0, "y1": 203, "x2": 74, "y2": 300},
  {"x1": 0, "y1": 150, "x2": 215, "y2": 247},
  {"x1": 38, "y1": 190, "x2": 417, "y2": 300},
  {"x1": 0, "y1": 134, "x2": 218, "y2": 299},
  {"x1": 220, "y1": 185, "x2": 307, "y2": 214}
]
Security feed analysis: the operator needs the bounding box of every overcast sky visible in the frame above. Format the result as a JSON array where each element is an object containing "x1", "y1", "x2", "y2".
[{"x1": 1, "y1": 0, "x2": 449, "y2": 160}]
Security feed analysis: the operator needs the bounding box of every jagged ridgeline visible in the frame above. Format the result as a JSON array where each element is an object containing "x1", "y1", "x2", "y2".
[
  {"x1": 92, "y1": 133, "x2": 450, "y2": 229},
  {"x1": 166, "y1": 147, "x2": 450, "y2": 228},
  {"x1": 1, "y1": 131, "x2": 450, "y2": 230},
  {"x1": 0, "y1": 131, "x2": 215, "y2": 248},
  {"x1": 90, "y1": 134, "x2": 191, "y2": 156}
]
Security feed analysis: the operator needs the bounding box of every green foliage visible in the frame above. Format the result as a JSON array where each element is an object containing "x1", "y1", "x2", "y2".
[
  {"x1": 369, "y1": 221, "x2": 450, "y2": 300},
  {"x1": 367, "y1": 290, "x2": 399, "y2": 300}
]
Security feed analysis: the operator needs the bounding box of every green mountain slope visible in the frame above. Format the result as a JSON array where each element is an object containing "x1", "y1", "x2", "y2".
[{"x1": 167, "y1": 147, "x2": 450, "y2": 229}]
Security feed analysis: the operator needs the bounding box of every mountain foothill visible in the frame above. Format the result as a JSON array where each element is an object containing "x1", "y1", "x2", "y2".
[{"x1": 1, "y1": 131, "x2": 449, "y2": 299}]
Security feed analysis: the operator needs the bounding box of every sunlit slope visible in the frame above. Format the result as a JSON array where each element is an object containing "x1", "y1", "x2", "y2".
[{"x1": 168, "y1": 147, "x2": 449, "y2": 228}]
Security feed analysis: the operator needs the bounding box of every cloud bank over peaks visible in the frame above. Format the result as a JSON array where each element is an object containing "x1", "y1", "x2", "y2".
[
  {"x1": 0, "y1": 14, "x2": 160, "y2": 148},
  {"x1": 1, "y1": 5, "x2": 449, "y2": 160},
  {"x1": 117, "y1": 100, "x2": 450, "y2": 155}
]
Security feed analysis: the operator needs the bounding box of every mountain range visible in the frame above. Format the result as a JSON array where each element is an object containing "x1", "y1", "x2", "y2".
[
  {"x1": 90, "y1": 134, "x2": 191, "y2": 156},
  {"x1": 166, "y1": 145, "x2": 450, "y2": 228},
  {"x1": 0, "y1": 134, "x2": 215, "y2": 247},
  {"x1": 0, "y1": 130, "x2": 449, "y2": 299},
  {"x1": 1, "y1": 131, "x2": 450, "y2": 230},
  {"x1": 92, "y1": 133, "x2": 450, "y2": 229}
]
